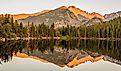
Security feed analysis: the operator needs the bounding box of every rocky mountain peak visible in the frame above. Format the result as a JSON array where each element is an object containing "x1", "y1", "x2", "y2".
[
  {"x1": 56, "y1": 6, "x2": 68, "y2": 10},
  {"x1": 68, "y1": 6, "x2": 104, "y2": 19}
]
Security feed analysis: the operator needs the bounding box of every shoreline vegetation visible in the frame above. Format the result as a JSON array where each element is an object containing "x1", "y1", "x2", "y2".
[
  {"x1": 0, "y1": 14, "x2": 121, "y2": 41},
  {"x1": 0, "y1": 37, "x2": 121, "y2": 41}
]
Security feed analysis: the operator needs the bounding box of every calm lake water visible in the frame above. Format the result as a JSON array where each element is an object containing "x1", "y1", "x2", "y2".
[{"x1": 0, "y1": 39, "x2": 121, "y2": 71}]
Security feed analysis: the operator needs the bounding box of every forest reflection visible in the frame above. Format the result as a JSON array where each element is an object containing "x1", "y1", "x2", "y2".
[{"x1": 0, "y1": 39, "x2": 121, "y2": 66}]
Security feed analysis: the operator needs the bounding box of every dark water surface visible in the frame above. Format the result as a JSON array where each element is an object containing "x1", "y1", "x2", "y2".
[{"x1": 0, "y1": 39, "x2": 121, "y2": 71}]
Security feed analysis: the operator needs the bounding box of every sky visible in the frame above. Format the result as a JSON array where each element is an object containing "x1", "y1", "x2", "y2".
[{"x1": 0, "y1": 0, "x2": 121, "y2": 15}]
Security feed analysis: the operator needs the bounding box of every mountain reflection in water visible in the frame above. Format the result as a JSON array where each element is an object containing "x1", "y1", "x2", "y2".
[
  {"x1": 0, "y1": 39, "x2": 121, "y2": 67},
  {"x1": 1, "y1": 57, "x2": 121, "y2": 71}
]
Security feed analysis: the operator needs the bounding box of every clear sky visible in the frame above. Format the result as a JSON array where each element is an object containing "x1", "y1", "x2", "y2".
[{"x1": 0, "y1": 0, "x2": 121, "y2": 15}]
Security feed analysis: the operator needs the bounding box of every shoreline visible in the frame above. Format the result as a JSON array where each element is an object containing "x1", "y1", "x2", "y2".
[{"x1": 0, "y1": 37, "x2": 121, "y2": 41}]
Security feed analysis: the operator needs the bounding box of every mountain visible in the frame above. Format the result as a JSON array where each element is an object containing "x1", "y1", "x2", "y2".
[
  {"x1": 17, "y1": 6, "x2": 121, "y2": 27},
  {"x1": 104, "y1": 11, "x2": 121, "y2": 21},
  {"x1": 12, "y1": 10, "x2": 49, "y2": 20},
  {"x1": 18, "y1": 6, "x2": 80, "y2": 27}
]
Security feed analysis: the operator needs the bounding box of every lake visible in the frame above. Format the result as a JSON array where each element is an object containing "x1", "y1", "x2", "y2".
[{"x1": 0, "y1": 39, "x2": 121, "y2": 71}]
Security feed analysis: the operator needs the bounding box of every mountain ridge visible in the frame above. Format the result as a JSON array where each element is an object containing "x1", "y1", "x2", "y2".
[
  {"x1": 15, "y1": 6, "x2": 121, "y2": 27},
  {"x1": 68, "y1": 6, "x2": 104, "y2": 19},
  {"x1": 12, "y1": 10, "x2": 49, "y2": 20},
  {"x1": 15, "y1": 6, "x2": 104, "y2": 20}
]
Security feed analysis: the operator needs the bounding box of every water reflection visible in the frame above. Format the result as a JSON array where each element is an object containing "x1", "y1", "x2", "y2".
[
  {"x1": 0, "y1": 39, "x2": 121, "y2": 67},
  {"x1": 1, "y1": 57, "x2": 121, "y2": 71}
]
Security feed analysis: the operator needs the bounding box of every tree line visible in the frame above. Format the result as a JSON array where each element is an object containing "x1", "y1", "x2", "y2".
[{"x1": 0, "y1": 14, "x2": 121, "y2": 39}]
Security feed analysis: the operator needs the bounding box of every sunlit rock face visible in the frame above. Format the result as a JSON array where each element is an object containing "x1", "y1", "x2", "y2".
[
  {"x1": 68, "y1": 6, "x2": 104, "y2": 19},
  {"x1": 12, "y1": 10, "x2": 49, "y2": 20}
]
